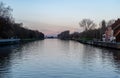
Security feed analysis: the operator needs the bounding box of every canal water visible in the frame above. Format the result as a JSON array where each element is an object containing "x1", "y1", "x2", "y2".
[{"x1": 0, "y1": 39, "x2": 120, "y2": 78}]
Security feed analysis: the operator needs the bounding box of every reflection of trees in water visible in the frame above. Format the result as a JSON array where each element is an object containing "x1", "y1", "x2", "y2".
[
  {"x1": 0, "y1": 46, "x2": 14, "y2": 78},
  {"x1": 82, "y1": 45, "x2": 120, "y2": 74},
  {"x1": 108, "y1": 49, "x2": 120, "y2": 73},
  {"x1": 0, "y1": 43, "x2": 34, "y2": 78},
  {"x1": 102, "y1": 49, "x2": 120, "y2": 61},
  {"x1": 100, "y1": 48, "x2": 120, "y2": 74},
  {"x1": 0, "y1": 41, "x2": 44, "y2": 78},
  {"x1": 81, "y1": 44, "x2": 103, "y2": 70},
  {"x1": 82, "y1": 45, "x2": 98, "y2": 62},
  {"x1": 83, "y1": 45, "x2": 120, "y2": 65},
  {"x1": 109, "y1": 50, "x2": 120, "y2": 63}
]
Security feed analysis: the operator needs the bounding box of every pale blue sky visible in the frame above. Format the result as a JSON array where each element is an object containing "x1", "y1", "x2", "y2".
[{"x1": 0, "y1": 0, "x2": 120, "y2": 34}]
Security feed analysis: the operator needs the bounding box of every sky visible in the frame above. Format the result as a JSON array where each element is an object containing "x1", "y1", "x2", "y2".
[{"x1": 0, "y1": 0, "x2": 120, "y2": 35}]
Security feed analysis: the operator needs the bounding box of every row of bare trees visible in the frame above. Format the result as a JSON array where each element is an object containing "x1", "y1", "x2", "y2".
[
  {"x1": 58, "y1": 19, "x2": 115, "y2": 41},
  {"x1": 79, "y1": 19, "x2": 115, "y2": 31},
  {"x1": 0, "y1": 2, "x2": 44, "y2": 39},
  {"x1": 70, "y1": 19, "x2": 115, "y2": 41}
]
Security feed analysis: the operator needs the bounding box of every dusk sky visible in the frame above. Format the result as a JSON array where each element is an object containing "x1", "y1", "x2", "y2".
[{"x1": 1, "y1": 0, "x2": 120, "y2": 35}]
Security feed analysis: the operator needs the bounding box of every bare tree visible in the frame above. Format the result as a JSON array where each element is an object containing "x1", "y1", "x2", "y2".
[
  {"x1": 100, "y1": 20, "x2": 106, "y2": 31},
  {"x1": 107, "y1": 19, "x2": 115, "y2": 26},
  {"x1": 99, "y1": 20, "x2": 107, "y2": 39},
  {"x1": 0, "y1": 2, "x2": 13, "y2": 22},
  {"x1": 79, "y1": 19, "x2": 96, "y2": 31}
]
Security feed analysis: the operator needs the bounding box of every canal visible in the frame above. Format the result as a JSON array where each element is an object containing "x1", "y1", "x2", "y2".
[{"x1": 0, "y1": 39, "x2": 120, "y2": 78}]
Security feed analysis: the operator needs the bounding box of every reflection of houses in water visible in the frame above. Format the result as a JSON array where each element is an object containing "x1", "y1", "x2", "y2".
[
  {"x1": 103, "y1": 19, "x2": 120, "y2": 42},
  {"x1": 100, "y1": 49, "x2": 120, "y2": 74},
  {"x1": 110, "y1": 50, "x2": 120, "y2": 72}
]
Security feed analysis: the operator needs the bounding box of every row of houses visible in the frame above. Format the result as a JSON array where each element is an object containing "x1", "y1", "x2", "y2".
[
  {"x1": 103, "y1": 19, "x2": 120, "y2": 42},
  {"x1": 112, "y1": 19, "x2": 120, "y2": 42}
]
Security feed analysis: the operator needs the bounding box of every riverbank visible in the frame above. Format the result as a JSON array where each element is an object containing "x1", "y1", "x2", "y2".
[
  {"x1": 20, "y1": 38, "x2": 44, "y2": 43},
  {"x1": 0, "y1": 38, "x2": 44, "y2": 46},
  {"x1": 0, "y1": 39, "x2": 20, "y2": 46},
  {"x1": 73, "y1": 39, "x2": 120, "y2": 49}
]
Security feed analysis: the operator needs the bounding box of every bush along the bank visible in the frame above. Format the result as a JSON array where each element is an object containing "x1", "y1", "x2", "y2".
[{"x1": 57, "y1": 30, "x2": 70, "y2": 40}]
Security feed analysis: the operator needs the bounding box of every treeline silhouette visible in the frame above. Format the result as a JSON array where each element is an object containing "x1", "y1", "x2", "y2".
[
  {"x1": 58, "y1": 19, "x2": 115, "y2": 41},
  {"x1": 0, "y1": 2, "x2": 44, "y2": 39},
  {"x1": 58, "y1": 30, "x2": 70, "y2": 40}
]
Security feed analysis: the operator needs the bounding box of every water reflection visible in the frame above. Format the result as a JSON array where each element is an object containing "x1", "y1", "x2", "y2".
[
  {"x1": 0, "y1": 41, "x2": 43, "y2": 78},
  {"x1": 0, "y1": 46, "x2": 15, "y2": 78},
  {"x1": 105, "y1": 49, "x2": 120, "y2": 74},
  {"x1": 0, "y1": 39, "x2": 120, "y2": 78}
]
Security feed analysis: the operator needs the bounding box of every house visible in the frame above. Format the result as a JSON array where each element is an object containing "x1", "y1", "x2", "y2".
[
  {"x1": 103, "y1": 19, "x2": 120, "y2": 42},
  {"x1": 111, "y1": 19, "x2": 120, "y2": 42},
  {"x1": 103, "y1": 26, "x2": 115, "y2": 42}
]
